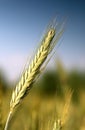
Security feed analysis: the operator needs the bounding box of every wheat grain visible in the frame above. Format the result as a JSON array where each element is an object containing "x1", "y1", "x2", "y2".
[{"x1": 4, "y1": 20, "x2": 64, "y2": 130}]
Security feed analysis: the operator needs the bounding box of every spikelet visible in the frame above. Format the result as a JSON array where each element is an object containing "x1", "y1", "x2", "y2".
[
  {"x1": 53, "y1": 119, "x2": 62, "y2": 130},
  {"x1": 53, "y1": 121, "x2": 57, "y2": 130},
  {"x1": 4, "y1": 19, "x2": 64, "y2": 130}
]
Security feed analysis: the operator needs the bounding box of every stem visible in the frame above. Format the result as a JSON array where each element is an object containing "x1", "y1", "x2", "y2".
[{"x1": 4, "y1": 111, "x2": 12, "y2": 130}]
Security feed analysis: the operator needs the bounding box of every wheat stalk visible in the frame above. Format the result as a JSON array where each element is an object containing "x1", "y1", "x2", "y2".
[
  {"x1": 0, "y1": 99, "x2": 3, "y2": 129},
  {"x1": 4, "y1": 20, "x2": 64, "y2": 130},
  {"x1": 0, "y1": 87, "x2": 4, "y2": 130}
]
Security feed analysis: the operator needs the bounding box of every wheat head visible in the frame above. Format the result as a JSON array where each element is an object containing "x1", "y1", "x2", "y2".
[
  {"x1": 4, "y1": 20, "x2": 64, "y2": 130},
  {"x1": 61, "y1": 89, "x2": 73, "y2": 127},
  {"x1": 10, "y1": 28, "x2": 56, "y2": 112}
]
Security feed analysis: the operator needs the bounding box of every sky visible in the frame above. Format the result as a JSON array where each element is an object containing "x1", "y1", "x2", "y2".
[{"x1": 0, "y1": 0, "x2": 85, "y2": 81}]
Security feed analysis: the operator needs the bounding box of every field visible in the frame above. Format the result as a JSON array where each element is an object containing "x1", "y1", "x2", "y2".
[{"x1": 0, "y1": 60, "x2": 85, "y2": 130}]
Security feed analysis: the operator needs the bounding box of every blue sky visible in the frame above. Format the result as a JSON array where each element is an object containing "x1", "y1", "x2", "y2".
[{"x1": 0, "y1": 0, "x2": 85, "y2": 81}]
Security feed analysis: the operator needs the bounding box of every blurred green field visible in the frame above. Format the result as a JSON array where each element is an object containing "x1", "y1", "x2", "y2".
[{"x1": 0, "y1": 60, "x2": 85, "y2": 130}]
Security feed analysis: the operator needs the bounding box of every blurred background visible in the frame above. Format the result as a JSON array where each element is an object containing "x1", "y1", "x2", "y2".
[{"x1": 0, "y1": 0, "x2": 85, "y2": 130}]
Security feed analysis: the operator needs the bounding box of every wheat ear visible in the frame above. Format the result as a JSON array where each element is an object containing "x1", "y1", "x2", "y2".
[
  {"x1": 4, "y1": 21, "x2": 64, "y2": 130},
  {"x1": 52, "y1": 90, "x2": 72, "y2": 130},
  {"x1": 61, "y1": 89, "x2": 73, "y2": 127}
]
